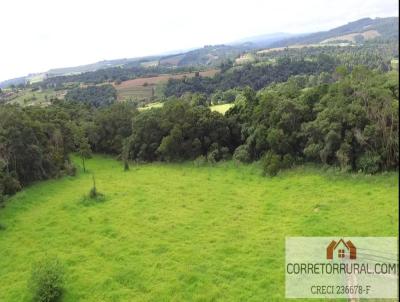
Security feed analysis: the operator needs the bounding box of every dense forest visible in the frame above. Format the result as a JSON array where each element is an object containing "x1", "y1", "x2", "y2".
[
  {"x1": 258, "y1": 40, "x2": 399, "y2": 70},
  {"x1": 64, "y1": 84, "x2": 117, "y2": 107},
  {"x1": 1, "y1": 63, "x2": 398, "y2": 202},
  {"x1": 38, "y1": 65, "x2": 197, "y2": 88},
  {"x1": 164, "y1": 55, "x2": 337, "y2": 97}
]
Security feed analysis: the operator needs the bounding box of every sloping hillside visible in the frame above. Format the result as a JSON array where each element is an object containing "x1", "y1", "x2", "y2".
[
  {"x1": 159, "y1": 45, "x2": 248, "y2": 67},
  {"x1": 270, "y1": 17, "x2": 399, "y2": 47}
]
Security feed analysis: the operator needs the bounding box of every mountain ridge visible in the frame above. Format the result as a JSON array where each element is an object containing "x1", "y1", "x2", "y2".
[{"x1": 1, "y1": 16, "x2": 398, "y2": 88}]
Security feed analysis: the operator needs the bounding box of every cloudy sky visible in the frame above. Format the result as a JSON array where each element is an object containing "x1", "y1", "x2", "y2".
[{"x1": 0, "y1": 0, "x2": 398, "y2": 82}]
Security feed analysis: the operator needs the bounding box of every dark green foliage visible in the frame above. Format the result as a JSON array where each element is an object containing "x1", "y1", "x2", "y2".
[
  {"x1": 81, "y1": 175, "x2": 105, "y2": 204},
  {"x1": 89, "y1": 175, "x2": 98, "y2": 199},
  {"x1": 89, "y1": 103, "x2": 137, "y2": 154},
  {"x1": 229, "y1": 68, "x2": 398, "y2": 173},
  {"x1": 207, "y1": 149, "x2": 218, "y2": 165},
  {"x1": 63, "y1": 161, "x2": 76, "y2": 176},
  {"x1": 125, "y1": 100, "x2": 239, "y2": 162},
  {"x1": 0, "y1": 104, "x2": 80, "y2": 195},
  {"x1": 164, "y1": 56, "x2": 336, "y2": 97},
  {"x1": 89, "y1": 186, "x2": 98, "y2": 199},
  {"x1": 29, "y1": 257, "x2": 64, "y2": 302},
  {"x1": 75, "y1": 131, "x2": 92, "y2": 173},
  {"x1": 65, "y1": 85, "x2": 117, "y2": 107},
  {"x1": 258, "y1": 41, "x2": 398, "y2": 72},
  {"x1": 38, "y1": 66, "x2": 196, "y2": 88},
  {"x1": 261, "y1": 152, "x2": 282, "y2": 176},
  {"x1": 233, "y1": 145, "x2": 251, "y2": 163},
  {"x1": 302, "y1": 67, "x2": 398, "y2": 170},
  {"x1": 1, "y1": 173, "x2": 21, "y2": 195},
  {"x1": 282, "y1": 154, "x2": 295, "y2": 169},
  {"x1": 0, "y1": 58, "x2": 398, "y2": 206},
  {"x1": 356, "y1": 152, "x2": 381, "y2": 174},
  {"x1": 193, "y1": 155, "x2": 207, "y2": 167}
]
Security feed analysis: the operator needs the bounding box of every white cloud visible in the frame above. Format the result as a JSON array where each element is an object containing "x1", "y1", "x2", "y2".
[{"x1": 0, "y1": 0, "x2": 398, "y2": 81}]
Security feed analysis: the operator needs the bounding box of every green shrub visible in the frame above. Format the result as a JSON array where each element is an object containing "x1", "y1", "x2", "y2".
[
  {"x1": 207, "y1": 150, "x2": 218, "y2": 165},
  {"x1": 124, "y1": 161, "x2": 129, "y2": 171},
  {"x1": 89, "y1": 186, "x2": 98, "y2": 199},
  {"x1": 80, "y1": 175, "x2": 105, "y2": 205},
  {"x1": 0, "y1": 223, "x2": 6, "y2": 231},
  {"x1": 220, "y1": 147, "x2": 231, "y2": 160},
  {"x1": 261, "y1": 151, "x2": 282, "y2": 177},
  {"x1": 233, "y1": 145, "x2": 251, "y2": 163},
  {"x1": 356, "y1": 152, "x2": 381, "y2": 174},
  {"x1": 2, "y1": 174, "x2": 21, "y2": 195},
  {"x1": 193, "y1": 155, "x2": 207, "y2": 167},
  {"x1": 29, "y1": 257, "x2": 64, "y2": 302},
  {"x1": 282, "y1": 154, "x2": 295, "y2": 169},
  {"x1": 63, "y1": 161, "x2": 76, "y2": 176}
]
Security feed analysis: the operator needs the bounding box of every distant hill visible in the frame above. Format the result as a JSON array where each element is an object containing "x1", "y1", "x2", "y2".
[
  {"x1": 231, "y1": 32, "x2": 305, "y2": 48},
  {"x1": 1, "y1": 16, "x2": 398, "y2": 88},
  {"x1": 159, "y1": 44, "x2": 249, "y2": 67},
  {"x1": 46, "y1": 56, "x2": 162, "y2": 76},
  {"x1": 269, "y1": 17, "x2": 399, "y2": 47},
  {"x1": 0, "y1": 76, "x2": 26, "y2": 89}
]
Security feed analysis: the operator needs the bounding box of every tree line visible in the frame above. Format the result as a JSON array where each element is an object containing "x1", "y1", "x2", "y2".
[
  {"x1": 37, "y1": 66, "x2": 198, "y2": 89},
  {"x1": 163, "y1": 55, "x2": 337, "y2": 97},
  {"x1": 0, "y1": 65, "x2": 398, "y2": 202}
]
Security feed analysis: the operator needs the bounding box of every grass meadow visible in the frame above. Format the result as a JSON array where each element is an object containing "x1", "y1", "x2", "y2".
[
  {"x1": 7, "y1": 89, "x2": 63, "y2": 106},
  {"x1": 210, "y1": 104, "x2": 234, "y2": 114},
  {"x1": 0, "y1": 156, "x2": 398, "y2": 301}
]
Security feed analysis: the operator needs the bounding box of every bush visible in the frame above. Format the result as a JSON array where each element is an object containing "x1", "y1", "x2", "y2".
[
  {"x1": 220, "y1": 147, "x2": 231, "y2": 160},
  {"x1": 29, "y1": 257, "x2": 64, "y2": 302},
  {"x1": 89, "y1": 186, "x2": 98, "y2": 199},
  {"x1": 2, "y1": 174, "x2": 22, "y2": 195},
  {"x1": 63, "y1": 161, "x2": 76, "y2": 176},
  {"x1": 193, "y1": 155, "x2": 207, "y2": 167},
  {"x1": 233, "y1": 145, "x2": 251, "y2": 163},
  {"x1": 282, "y1": 154, "x2": 295, "y2": 168},
  {"x1": 261, "y1": 151, "x2": 282, "y2": 177},
  {"x1": 124, "y1": 161, "x2": 129, "y2": 171},
  {"x1": 207, "y1": 150, "x2": 218, "y2": 165},
  {"x1": 0, "y1": 223, "x2": 6, "y2": 231},
  {"x1": 356, "y1": 152, "x2": 381, "y2": 174},
  {"x1": 80, "y1": 176, "x2": 106, "y2": 205}
]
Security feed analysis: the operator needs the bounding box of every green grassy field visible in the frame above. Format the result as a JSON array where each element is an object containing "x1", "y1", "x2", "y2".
[
  {"x1": 117, "y1": 85, "x2": 156, "y2": 101},
  {"x1": 210, "y1": 103, "x2": 234, "y2": 114},
  {"x1": 7, "y1": 89, "x2": 63, "y2": 106},
  {"x1": 138, "y1": 102, "x2": 164, "y2": 111},
  {"x1": 137, "y1": 103, "x2": 234, "y2": 115},
  {"x1": 0, "y1": 156, "x2": 397, "y2": 301}
]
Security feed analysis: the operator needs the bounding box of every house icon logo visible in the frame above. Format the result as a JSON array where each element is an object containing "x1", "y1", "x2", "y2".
[{"x1": 326, "y1": 239, "x2": 356, "y2": 260}]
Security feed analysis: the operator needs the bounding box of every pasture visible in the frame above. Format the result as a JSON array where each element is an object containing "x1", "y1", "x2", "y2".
[
  {"x1": 0, "y1": 156, "x2": 397, "y2": 301},
  {"x1": 210, "y1": 103, "x2": 234, "y2": 114},
  {"x1": 5, "y1": 88, "x2": 63, "y2": 106}
]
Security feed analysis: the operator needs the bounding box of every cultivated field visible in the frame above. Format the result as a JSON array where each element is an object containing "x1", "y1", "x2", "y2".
[
  {"x1": 115, "y1": 70, "x2": 219, "y2": 101},
  {"x1": 0, "y1": 156, "x2": 397, "y2": 301}
]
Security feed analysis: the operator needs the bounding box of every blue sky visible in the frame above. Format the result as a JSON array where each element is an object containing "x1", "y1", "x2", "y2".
[{"x1": 0, "y1": 0, "x2": 398, "y2": 81}]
